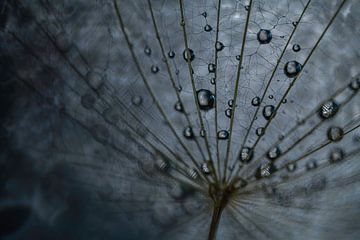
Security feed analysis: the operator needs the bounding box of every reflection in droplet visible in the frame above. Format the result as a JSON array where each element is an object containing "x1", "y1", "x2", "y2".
[
  {"x1": 239, "y1": 147, "x2": 253, "y2": 163},
  {"x1": 256, "y1": 162, "x2": 276, "y2": 179},
  {"x1": 217, "y1": 130, "x2": 229, "y2": 140},
  {"x1": 284, "y1": 61, "x2": 302, "y2": 78},
  {"x1": 257, "y1": 29, "x2": 272, "y2": 44},
  {"x1": 197, "y1": 89, "x2": 215, "y2": 110}
]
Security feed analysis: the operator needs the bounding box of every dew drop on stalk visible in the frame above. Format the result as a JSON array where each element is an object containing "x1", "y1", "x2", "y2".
[
  {"x1": 329, "y1": 148, "x2": 345, "y2": 163},
  {"x1": 208, "y1": 63, "x2": 216, "y2": 73},
  {"x1": 201, "y1": 11, "x2": 207, "y2": 18},
  {"x1": 204, "y1": 24, "x2": 212, "y2": 32},
  {"x1": 239, "y1": 147, "x2": 254, "y2": 163},
  {"x1": 168, "y1": 50, "x2": 175, "y2": 59},
  {"x1": 256, "y1": 127, "x2": 265, "y2": 136},
  {"x1": 196, "y1": 89, "x2": 215, "y2": 110},
  {"x1": 319, "y1": 100, "x2": 339, "y2": 119},
  {"x1": 236, "y1": 55, "x2": 241, "y2": 61},
  {"x1": 200, "y1": 129, "x2": 206, "y2": 137},
  {"x1": 327, "y1": 126, "x2": 344, "y2": 142},
  {"x1": 228, "y1": 99, "x2": 234, "y2": 108},
  {"x1": 263, "y1": 105, "x2": 275, "y2": 120},
  {"x1": 183, "y1": 48, "x2": 195, "y2": 62},
  {"x1": 225, "y1": 108, "x2": 232, "y2": 118},
  {"x1": 217, "y1": 130, "x2": 229, "y2": 140},
  {"x1": 292, "y1": 44, "x2": 301, "y2": 52},
  {"x1": 183, "y1": 126, "x2": 194, "y2": 139},
  {"x1": 256, "y1": 162, "x2": 277, "y2": 179},
  {"x1": 215, "y1": 41, "x2": 224, "y2": 51},
  {"x1": 267, "y1": 146, "x2": 281, "y2": 160},
  {"x1": 251, "y1": 96, "x2": 260, "y2": 106},
  {"x1": 257, "y1": 29, "x2": 272, "y2": 44},
  {"x1": 131, "y1": 95, "x2": 143, "y2": 106},
  {"x1": 284, "y1": 61, "x2": 302, "y2": 78},
  {"x1": 210, "y1": 78, "x2": 216, "y2": 85},
  {"x1": 174, "y1": 101, "x2": 183, "y2": 112},
  {"x1": 201, "y1": 161, "x2": 213, "y2": 175},
  {"x1": 292, "y1": 21, "x2": 298, "y2": 27},
  {"x1": 269, "y1": 95, "x2": 274, "y2": 99},
  {"x1": 144, "y1": 46, "x2": 151, "y2": 56},
  {"x1": 151, "y1": 65, "x2": 159, "y2": 73}
]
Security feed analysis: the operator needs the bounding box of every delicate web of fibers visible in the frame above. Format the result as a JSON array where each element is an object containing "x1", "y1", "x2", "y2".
[{"x1": 0, "y1": 0, "x2": 360, "y2": 239}]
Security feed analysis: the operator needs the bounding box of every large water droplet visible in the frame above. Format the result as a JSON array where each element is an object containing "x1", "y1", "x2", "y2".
[
  {"x1": 151, "y1": 65, "x2": 159, "y2": 73},
  {"x1": 284, "y1": 61, "x2": 302, "y2": 78},
  {"x1": 256, "y1": 162, "x2": 277, "y2": 179},
  {"x1": 204, "y1": 24, "x2": 212, "y2": 32},
  {"x1": 131, "y1": 95, "x2": 143, "y2": 106},
  {"x1": 257, "y1": 29, "x2": 272, "y2": 44},
  {"x1": 168, "y1": 50, "x2": 175, "y2": 59},
  {"x1": 217, "y1": 130, "x2": 229, "y2": 140},
  {"x1": 329, "y1": 148, "x2": 344, "y2": 163},
  {"x1": 256, "y1": 127, "x2": 265, "y2": 136},
  {"x1": 183, "y1": 126, "x2": 195, "y2": 140},
  {"x1": 263, "y1": 105, "x2": 275, "y2": 120},
  {"x1": 183, "y1": 48, "x2": 195, "y2": 62},
  {"x1": 215, "y1": 41, "x2": 224, "y2": 51},
  {"x1": 239, "y1": 147, "x2": 253, "y2": 163},
  {"x1": 251, "y1": 96, "x2": 260, "y2": 106},
  {"x1": 208, "y1": 63, "x2": 216, "y2": 73},
  {"x1": 236, "y1": 55, "x2": 241, "y2": 61},
  {"x1": 327, "y1": 126, "x2": 343, "y2": 142},
  {"x1": 197, "y1": 89, "x2": 215, "y2": 110},
  {"x1": 174, "y1": 101, "x2": 183, "y2": 112},
  {"x1": 225, "y1": 108, "x2": 232, "y2": 118},
  {"x1": 267, "y1": 146, "x2": 281, "y2": 160},
  {"x1": 292, "y1": 44, "x2": 301, "y2": 52},
  {"x1": 319, "y1": 100, "x2": 339, "y2": 119}
]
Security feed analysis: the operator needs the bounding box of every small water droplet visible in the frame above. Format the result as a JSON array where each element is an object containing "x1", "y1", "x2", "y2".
[
  {"x1": 349, "y1": 75, "x2": 360, "y2": 91},
  {"x1": 180, "y1": 20, "x2": 185, "y2": 26},
  {"x1": 168, "y1": 50, "x2": 176, "y2": 59},
  {"x1": 239, "y1": 147, "x2": 253, "y2": 163},
  {"x1": 183, "y1": 48, "x2": 195, "y2": 62},
  {"x1": 292, "y1": 21, "x2": 298, "y2": 27},
  {"x1": 204, "y1": 24, "x2": 212, "y2": 32},
  {"x1": 267, "y1": 146, "x2": 281, "y2": 160},
  {"x1": 201, "y1": 12, "x2": 207, "y2": 18},
  {"x1": 210, "y1": 78, "x2": 216, "y2": 85},
  {"x1": 263, "y1": 105, "x2": 275, "y2": 120},
  {"x1": 269, "y1": 95, "x2": 274, "y2": 99},
  {"x1": 251, "y1": 96, "x2": 260, "y2": 106},
  {"x1": 208, "y1": 63, "x2": 216, "y2": 73},
  {"x1": 151, "y1": 65, "x2": 159, "y2": 73},
  {"x1": 282, "y1": 98, "x2": 288, "y2": 104},
  {"x1": 327, "y1": 126, "x2": 344, "y2": 142},
  {"x1": 174, "y1": 101, "x2": 183, "y2": 112},
  {"x1": 284, "y1": 61, "x2": 302, "y2": 78},
  {"x1": 256, "y1": 127, "x2": 265, "y2": 136},
  {"x1": 306, "y1": 160, "x2": 317, "y2": 171},
  {"x1": 286, "y1": 163, "x2": 296, "y2": 172},
  {"x1": 228, "y1": 99, "x2": 234, "y2": 108},
  {"x1": 201, "y1": 161, "x2": 213, "y2": 175},
  {"x1": 183, "y1": 126, "x2": 194, "y2": 139},
  {"x1": 144, "y1": 46, "x2": 151, "y2": 56},
  {"x1": 329, "y1": 148, "x2": 344, "y2": 163},
  {"x1": 131, "y1": 95, "x2": 143, "y2": 106},
  {"x1": 225, "y1": 108, "x2": 232, "y2": 118},
  {"x1": 257, "y1": 29, "x2": 272, "y2": 44},
  {"x1": 319, "y1": 100, "x2": 339, "y2": 119},
  {"x1": 236, "y1": 55, "x2": 241, "y2": 61},
  {"x1": 256, "y1": 162, "x2": 277, "y2": 179},
  {"x1": 81, "y1": 93, "x2": 96, "y2": 109},
  {"x1": 217, "y1": 130, "x2": 229, "y2": 140},
  {"x1": 292, "y1": 44, "x2": 301, "y2": 52},
  {"x1": 197, "y1": 89, "x2": 215, "y2": 110},
  {"x1": 200, "y1": 129, "x2": 206, "y2": 137},
  {"x1": 245, "y1": 5, "x2": 250, "y2": 11},
  {"x1": 215, "y1": 41, "x2": 224, "y2": 51}
]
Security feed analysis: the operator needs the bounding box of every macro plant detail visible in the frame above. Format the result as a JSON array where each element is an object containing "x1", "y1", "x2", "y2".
[{"x1": 1, "y1": 0, "x2": 360, "y2": 239}]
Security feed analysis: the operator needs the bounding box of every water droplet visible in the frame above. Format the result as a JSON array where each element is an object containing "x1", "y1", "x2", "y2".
[
  {"x1": 256, "y1": 162, "x2": 277, "y2": 179},
  {"x1": 329, "y1": 148, "x2": 344, "y2": 163},
  {"x1": 245, "y1": 5, "x2": 250, "y2": 11},
  {"x1": 327, "y1": 126, "x2": 344, "y2": 142},
  {"x1": 256, "y1": 127, "x2": 265, "y2": 136},
  {"x1": 188, "y1": 168, "x2": 199, "y2": 179},
  {"x1": 319, "y1": 100, "x2": 339, "y2": 119},
  {"x1": 174, "y1": 101, "x2": 183, "y2": 112},
  {"x1": 183, "y1": 126, "x2": 194, "y2": 139},
  {"x1": 151, "y1": 65, "x2": 159, "y2": 73},
  {"x1": 228, "y1": 99, "x2": 234, "y2": 108},
  {"x1": 239, "y1": 147, "x2": 254, "y2": 163},
  {"x1": 177, "y1": 85, "x2": 182, "y2": 92},
  {"x1": 267, "y1": 146, "x2": 281, "y2": 160},
  {"x1": 349, "y1": 75, "x2": 360, "y2": 91},
  {"x1": 263, "y1": 105, "x2": 275, "y2": 120},
  {"x1": 210, "y1": 78, "x2": 216, "y2": 85},
  {"x1": 269, "y1": 95, "x2": 274, "y2": 99},
  {"x1": 215, "y1": 41, "x2": 224, "y2": 51},
  {"x1": 81, "y1": 93, "x2": 96, "y2": 109},
  {"x1": 257, "y1": 29, "x2": 272, "y2": 44},
  {"x1": 236, "y1": 55, "x2": 241, "y2": 61},
  {"x1": 155, "y1": 154, "x2": 170, "y2": 172},
  {"x1": 201, "y1": 12, "x2": 207, "y2": 18},
  {"x1": 204, "y1": 24, "x2": 212, "y2": 32},
  {"x1": 168, "y1": 50, "x2": 175, "y2": 59},
  {"x1": 284, "y1": 61, "x2": 302, "y2": 78},
  {"x1": 292, "y1": 44, "x2": 301, "y2": 52},
  {"x1": 201, "y1": 161, "x2": 213, "y2": 175},
  {"x1": 282, "y1": 98, "x2": 288, "y2": 104},
  {"x1": 292, "y1": 21, "x2": 298, "y2": 27},
  {"x1": 131, "y1": 95, "x2": 143, "y2": 106},
  {"x1": 183, "y1": 48, "x2": 195, "y2": 62},
  {"x1": 180, "y1": 20, "x2": 185, "y2": 26},
  {"x1": 196, "y1": 89, "x2": 215, "y2": 110},
  {"x1": 144, "y1": 46, "x2": 151, "y2": 56},
  {"x1": 286, "y1": 163, "x2": 296, "y2": 172},
  {"x1": 306, "y1": 160, "x2": 317, "y2": 171},
  {"x1": 55, "y1": 32, "x2": 72, "y2": 52},
  {"x1": 86, "y1": 71, "x2": 104, "y2": 90},
  {"x1": 225, "y1": 108, "x2": 232, "y2": 118},
  {"x1": 251, "y1": 96, "x2": 260, "y2": 106},
  {"x1": 200, "y1": 129, "x2": 206, "y2": 137},
  {"x1": 217, "y1": 130, "x2": 229, "y2": 140},
  {"x1": 208, "y1": 63, "x2": 216, "y2": 73}
]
